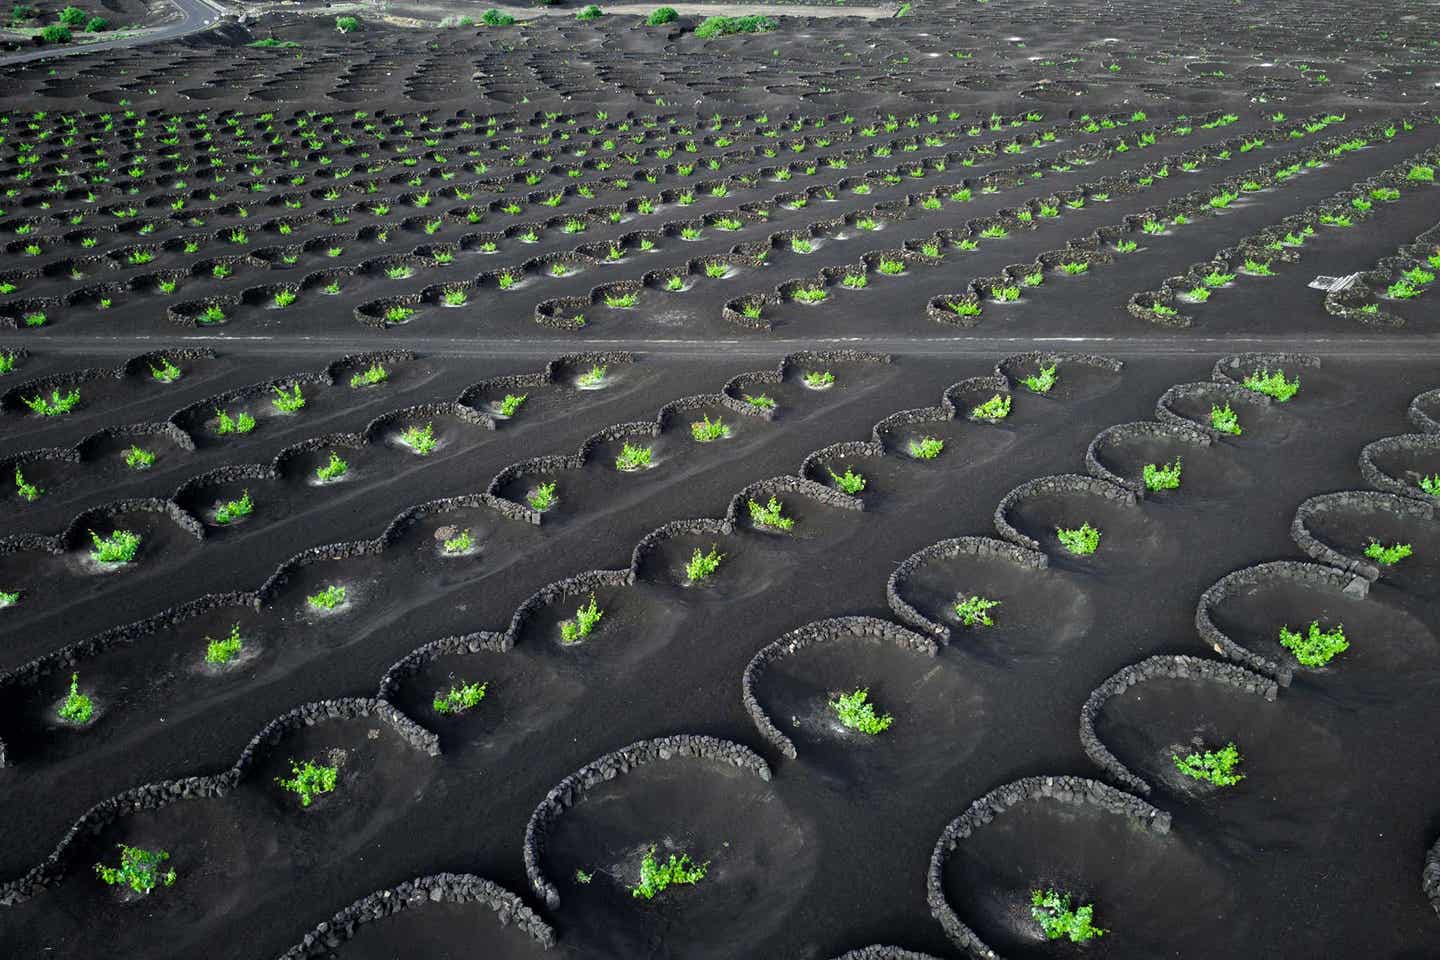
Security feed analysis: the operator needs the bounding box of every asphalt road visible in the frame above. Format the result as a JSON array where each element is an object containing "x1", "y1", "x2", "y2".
[{"x1": 0, "y1": 0, "x2": 226, "y2": 66}]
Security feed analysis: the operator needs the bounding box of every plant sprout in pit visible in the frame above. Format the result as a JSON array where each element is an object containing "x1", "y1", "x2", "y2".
[
  {"x1": 577, "y1": 364, "x2": 607, "y2": 387},
  {"x1": 205, "y1": 624, "x2": 243, "y2": 664},
  {"x1": 150, "y1": 358, "x2": 182, "y2": 383},
  {"x1": 433, "y1": 680, "x2": 487, "y2": 714},
  {"x1": 1022, "y1": 364, "x2": 1058, "y2": 394},
  {"x1": 691, "y1": 416, "x2": 728, "y2": 442},
  {"x1": 125, "y1": 449, "x2": 157, "y2": 472},
  {"x1": 1173, "y1": 741, "x2": 1245, "y2": 787},
  {"x1": 829, "y1": 467, "x2": 866, "y2": 495},
  {"x1": 1144, "y1": 459, "x2": 1182, "y2": 491},
  {"x1": 616, "y1": 442, "x2": 653, "y2": 471},
  {"x1": 804, "y1": 370, "x2": 835, "y2": 389},
  {"x1": 744, "y1": 393, "x2": 776, "y2": 411},
  {"x1": 215, "y1": 409, "x2": 256, "y2": 435},
  {"x1": 1421, "y1": 475, "x2": 1440, "y2": 498},
  {"x1": 214, "y1": 490, "x2": 254, "y2": 525},
  {"x1": 95, "y1": 845, "x2": 175, "y2": 895},
  {"x1": 307, "y1": 585, "x2": 347, "y2": 611},
  {"x1": 1210, "y1": 403, "x2": 1241, "y2": 436},
  {"x1": 14, "y1": 467, "x2": 41, "y2": 503},
  {"x1": 685, "y1": 546, "x2": 725, "y2": 582},
  {"x1": 954, "y1": 595, "x2": 1000, "y2": 627},
  {"x1": 748, "y1": 496, "x2": 794, "y2": 531},
  {"x1": 1056, "y1": 523, "x2": 1100, "y2": 556},
  {"x1": 1364, "y1": 539, "x2": 1412, "y2": 566},
  {"x1": 58, "y1": 672, "x2": 94, "y2": 723},
  {"x1": 1243, "y1": 368, "x2": 1299, "y2": 401},
  {"x1": 497, "y1": 393, "x2": 527, "y2": 417},
  {"x1": 909, "y1": 436, "x2": 944, "y2": 460},
  {"x1": 528, "y1": 482, "x2": 558, "y2": 511},
  {"x1": 1031, "y1": 890, "x2": 1105, "y2": 943},
  {"x1": 314, "y1": 452, "x2": 349, "y2": 483},
  {"x1": 277, "y1": 757, "x2": 338, "y2": 806},
  {"x1": 271, "y1": 383, "x2": 305, "y2": 413},
  {"x1": 632, "y1": 847, "x2": 708, "y2": 899},
  {"x1": 400, "y1": 423, "x2": 438, "y2": 455},
  {"x1": 25, "y1": 388, "x2": 82, "y2": 417},
  {"x1": 1279, "y1": 620, "x2": 1347, "y2": 667},
  {"x1": 91, "y1": 529, "x2": 141, "y2": 564},
  {"x1": 971, "y1": 394, "x2": 1012, "y2": 420},
  {"x1": 830, "y1": 688, "x2": 893, "y2": 734},
  {"x1": 560, "y1": 594, "x2": 604, "y2": 643}
]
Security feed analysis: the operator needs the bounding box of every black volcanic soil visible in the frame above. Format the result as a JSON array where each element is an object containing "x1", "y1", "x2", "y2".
[{"x1": 1, "y1": 1, "x2": 1439, "y2": 958}]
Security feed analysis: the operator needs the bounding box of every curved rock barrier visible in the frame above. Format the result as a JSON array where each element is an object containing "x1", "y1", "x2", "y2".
[
  {"x1": 276, "y1": 873, "x2": 555, "y2": 958},
  {"x1": 1210, "y1": 352, "x2": 1320, "y2": 387},
  {"x1": 886, "y1": 537, "x2": 1048, "y2": 642},
  {"x1": 1083, "y1": 420, "x2": 1211, "y2": 495},
  {"x1": 523, "y1": 735, "x2": 769, "y2": 909},
  {"x1": 1409, "y1": 388, "x2": 1440, "y2": 435},
  {"x1": 927, "y1": 776, "x2": 1169, "y2": 958},
  {"x1": 741, "y1": 617, "x2": 936, "y2": 758},
  {"x1": 1154, "y1": 381, "x2": 1270, "y2": 439},
  {"x1": 1290, "y1": 490, "x2": 1435, "y2": 581},
  {"x1": 1360, "y1": 434, "x2": 1440, "y2": 502},
  {"x1": 1079, "y1": 655, "x2": 1277, "y2": 794},
  {"x1": 993, "y1": 473, "x2": 1136, "y2": 551},
  {"x1": 1194, "y1": 560, "x2": 1368, "y2": 686}
]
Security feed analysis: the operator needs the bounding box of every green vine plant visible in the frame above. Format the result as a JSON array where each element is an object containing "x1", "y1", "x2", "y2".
[
  {"x1": 277, "y1": 757, "x2": 338, "y2": 806},
  {"x1": 95, "y1": 845, "x2": 175, "y2": 895},
  {"x1": 433, "y1": 680, "x2": 488, "y2": 714},
  {"x1": 631, "y1": 846, "x2": 708, "y2": 899},
  {"x1": 685, "y1": 546, "x2": 724, "y2": 582},
  {"x1": 1056, "y1": 522, "x2": 1100, "y2": 555},
  {"x1": 830, "y1": 687, "x2": 893, "y2": 734},
  {"x1": 1030, "y1": 889, "x2": 1105, "y2": 942},
  {"x1": 1172, "y1": 741, "x2": 1245, "y2": 786},
  {"x1": 1278, "y1": 620, "x2": 1347, "y2": 666},
  {"x1": 1021, "y1": 364, "x2": 1057, "y2": 394},
  {"x1": 1241, "y1": 368, "x2": 1299, "y2": 401},
  {"x1": 1143, "y1": 458, "x2": 1182, "y2": 491},
  {"x1": 1363, "y1": 540, "x2": 1411, "y2": 566},
  {"x1": 560, "y1": 594, "x2": 604, "y2": 643},
  {"x1": 954, "y1": 595, "x2": 1000, "y2": 627}
]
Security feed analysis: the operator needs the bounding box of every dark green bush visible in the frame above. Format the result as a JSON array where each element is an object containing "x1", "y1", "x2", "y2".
[
  {"x1": 84, "y1": 14, "x2": 106, "y2": 30},
  {"x1": 575, "y1": 4, "x2": 602, "y2": 19},
  {"x1": 694, "y1": 14, "x2": 776, "y2": 38},
  {"x1": 57, "y1": 5, "x2": 86, "y2": 25},
  {"x1": 647, "y1": 6, "x2": 677, "y2": 24},
  {"x1": 335, "y1": 15, "x2": 359, "y2": 32},
  {"x1": 39, "y1": 23, "x2": 71, "y2": 42},
  {"x1": 481, "y1": 8, "x2": 515, "y2": 25}
]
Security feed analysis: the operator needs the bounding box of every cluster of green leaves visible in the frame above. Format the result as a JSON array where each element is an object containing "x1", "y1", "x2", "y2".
[
  {"x1": 616, "y1": 442, "x2": 653, "y2": 471},
  {"x1": 1022, "y1": 364, "x2": 1057, "y2": 394},
  {"x1": 691, "y1": 415, "x2": 728, "y2": 442},
  {"x1": 214, "y1": 490, "x2": 254, "y2": 525},
  {"x1": 481, "y1": 9, "x2": 515, "y2": 26},
  {"x1": 335, "y1": 14, "x2": 360, "y2": 32},
  {"x1": 216, "y1": 408, "x2": 256, "y2": 435},
  {"x1": 909, "y1": 436, "x2": 944, "y2": 460},
  {"x1": 315, "y1": 452, "x2": 348, "y2": 482},
  {"x1": 434, "y1": 680, "x2": 487, "y2": 714},
  {"x1": 829, "y1": 467, "x2": 866, "y2": 495},
  {"x1": 58, "y1": 672, "x2": 94, "y2": 723},
  {"x1": 443, "y1": 529, "x2": 474, "y2": 554},
  {"x1": 748, "y1": 496, "x2": 793, "y2": 530},
  {"x1": 647, "y1": 6, "x2": 677, "y2": 25},
  {"x1": 14, "y1": 467, "x2": 41, "y2": 503},
  {"x1": 1210, "y1": 402, "x2": 1241, "y2": 435},
  {"x1": 24, "y1": 388, "x2": 81, "y2": 416},
  {"x1": 1056, "y1": 523, "x2": 1100, "y2": 555},
  {"x1": 526, "y1": 480, "x2": 558, "y2": 511},
  {"x1": 272, "y1": 384, "x2": 306, "y2": 412},
  {"x1": 1242, "y1": 368, "x2": 1299, "y2": 401},
  {"x1": 631, "y1": 847, "x2": 708, "y2": 899},
  {"x1": 1421, "y1": 474, "x2": 1440, "y2": 498},
  {"x1": 1143, "y1": 458, "x2": 1182, "y2": 491},
  {"x1": 307, "y1": 584, "x2": 347, "y2": 610},
  {"x1": 498, "y1": 393, "x2": 527, "y2": 416},
  {"x1": 685, "y1": 546, "x2": 724, "y2": 582},
  {"x1": 95, "y1": 845, "x2": 174, "y2": 895},
  {"x1": 831, "y1": 688, "x2": 893, "y2": 734},
  {"x1": 150, "y1": 358, "x2": 183, "y2": 383},
  {"x1": 803, "y1": 370, "x2": 835, "y2": 389},
  {"x1": 205, "y1": 624, "x2": 243, "y2": 665},
  {"x1": 350, "y1": 363, "x2": 388, "y2": 388},
  {"x1": 400, "y1": 423, "x2": 438, "y2": 455},
  {"x1": 694, "y1": 14, "x2": 776, "y2": 38},
  {"x1": 575, "y1": 4, "x2": 602, "y2": 21},
  {"x1": 0, "y1": 589, "x2": 18, "y2": 607},
  {"x1": 954, "y1": 595, "x2": 1000, "y2": 627},
  {"x1": 1173, "y1": 741, "x2": 1245, "y2": 786},
  {"x1": 277, "y1": 758, "x2": 338, "y2": 806},
  {"x1": 1364, "y1": 539, "x2": 1412, "y2": 565},
  {"x1": 561, "y1": 594, "x2": 604, "y2": 643},
  {"x1": 90, "y1": 529, "x2": 141, "y2": 564},
  {"x1": 1030, "y1": 889, "x2": 1105, "y2": 942},
  {"x1": 1279, "y1": 620, "x2": 1347, "y2": 666},
  {"x1": 971, "y1": 394, "x2": 1012, "y2": 420},
  {"x1": 578, "y1": 364, "x2": 608, "y2": 387}
]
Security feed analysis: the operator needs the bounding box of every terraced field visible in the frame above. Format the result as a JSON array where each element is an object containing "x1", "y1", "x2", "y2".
[{"x1": 1, "y1": 1, "x2": 1439, "y2": 958}]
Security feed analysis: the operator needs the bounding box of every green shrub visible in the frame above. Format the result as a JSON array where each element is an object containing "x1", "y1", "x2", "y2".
[
  {"x1": 577, "y1": 364, "x2": 607, "y2": 387},
  {"x1": 1364, "y1": 539, "x2": 1412, "y2": 565},
  {"x1": 335, "y1": 15, "x2": 359, "y2": 32},
  {"x1": 1143, "y1": 459, "x2": 1182, "y2": 491},
  {"x1": 1022, "y1": 364, "x2": 1057, "y2": 394},
  {"x1": 1279, "y1": 620, "x2": 1347, "y2": 666},
  {"x1": 1173, "y1": 741, "x2": 1244, "y2": 786},
  {"x1": 58, "y1": 5, "x2": 85, "y2": 24},
  {"x1": 909, "y1": 436, "x2": 944, "y2": 460},
  {"x1": 1031, "y1": 889, "x2": 1105, "y2": 942},
  {"x1": 1056, "y1": 523, "x2": 1100, "y2": 555},
  {"x1": 829, "y1": 467, "x2": 866, "y2": 494},
  {"x1": 443, "y1": 529, "x2": 474, "y2": 554},
  {"x1": 971, "y1": 393, "x2": 1011, "y2": 420},
  {"x1": 150, "y1": 358, "x2": 182, "y2": 383},
  {"x1": 83, "y1": 14, "x2": 106, "y2": 30},
  {"x1": 1421, "y1": 474, "x2": 1440, "y2": 498},
  {"x1": 694, "y1": 14, "x2": 776, "y2": 38},
  {"x1": 691, "y1": 415, "x2": 727, "y2": 442},
  {"x1": 215, "y1": 409, "x2": 255, "y2": 435},
  {"x1": 631, "y1": 847, "x2": 707, "y2": 899},
  {"x1": 575, "y1": 4, "x2": 602, "y2": 19},
  {"x1": 307, "y1": 585, "x2": 346, "y2": 610},
  {"x1": 744, "y1": 393, "x2": 776, "y2": 411},
  {"x1": 315, "y1": 452, "x2": 348, "y2": 482},
  {"x1": 647, "y1": 6, "x2": 678, "y2": 25},
  {"x1": 400, "y1": 423, "x2": 437, "y2": 455},
  {"x1": 14, "y1": 467, "x2": 41, "y2": 503},
  {"x1": 481, "y1": 8, "x2": 515, "y2": 26},
  {"x1": 58, "y1": 672, "x2": 93, "y2": 723},
  {"x1": 350, "y1": 363, "x2": 387, "y2": 388},
  {"x1": 1242, "y1": 368, "x2": 1299, "y2": 401},
  {"x1": 205, "y1": 624, "x2": 243, "y2": 664},
  {"x1": 1210, "y1": 402, "x2": 1241, "y2": 435},
  {"x1": 685, "y1": 546, "x2": 724, "y2": 582},
  {"x1": 748, "y1": 496, "x2": 793, "y2": 530},
  {"x1": 954, "y1": 595, "x2": 1000, "y2": 627},
  {"x1": 0, "y1": 589, "x2": 18, "y2": 607},
  {"x1": 214, "y1": 490, "x2": 254, "y2": 524},
  {"x1": 95, "y1": 845, "x2": 174, "y2": 895},
  {"x1": 277, "y1": 758, "x2": 338, "y2": 805},
  {"x1": 528, "y1": 481, "x2": 557, "y2": 511},
  {"x1": 804, "y1": 370, "x2": 835, "y2": 388},
  {"x1": 90, "y1": 529, "x2": 141, "y2": 564},
  {"x1": 616, "y1": 442, "x2": 653, "y2": 471},
  {"x1": 498, "y1": 393, "x2": 527, "y2": 416},
  {"x1": 561, "y1": 594, "x2": 603, "y2": 643},
  {"x1": 830, "y1": 688, "x2": 892, "y2": 734},
  {"x1": 433, "y1": 680, "x2": 487, "y2": 714},
  {"x1": 24, "y1": 388, "x2": 81, "y2": 416}
]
